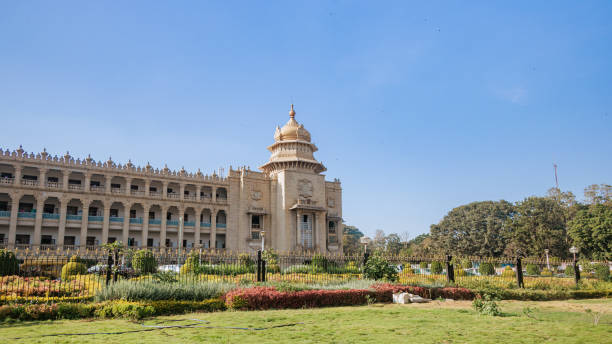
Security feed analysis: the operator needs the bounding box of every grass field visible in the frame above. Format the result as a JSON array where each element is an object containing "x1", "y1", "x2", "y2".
[{"x1": 0, "y1": 299, "x2": 610, "y2": 344}]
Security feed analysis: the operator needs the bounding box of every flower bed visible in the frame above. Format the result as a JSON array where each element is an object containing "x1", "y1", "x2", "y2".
[{"x1": 0, "y1": 275, "x2": 100, "y2": 302}]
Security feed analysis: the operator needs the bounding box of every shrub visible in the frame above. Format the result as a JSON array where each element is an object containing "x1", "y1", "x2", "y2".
[
  {"x1": 69, "y1": 255, "x2": 81, "y2": 263},
  {"x1": 239, "y1": 253, "x2": 254, "y2": 267},
  {"x1": 501, "y1": 266, "x2": 514, "y2": 277},
  {"x1": 132, "y1": 250, "x2": 157, "y2": 274},
  {"x1": 419, "y1": 262, "x2": 429, "y2": 269},
  {"x1": 594, "y1": 264, "x2": 610, "y2": 281},
  {"x1": 455, "y1": 268, "x2": 467, "y2": 277},
  {"x1": 95, "y1": 280, "x2": 233, "y2": 302},
  {"x1": 461, "y1": 259, "x2": 473, "y2": 269},
  {"x1": 564, "y1": 265, "x2": 575, "y2": 276},
  {"x1": 363, "y1": 255, "x2": 398, "y2": 281},
  {"x1": 61, "y1": 262, "x2": 87, "y2": 280},
  {"x1": 0, "y1": 249, "x2": 19, "y2": 276},
  {"x1": 478, "y1": 262, "x2": 495, "y2": 276},
  {"x1": 94, "y1": 301, "x2": 155, "y2": 319},
  {"x1": 526, "y1": 264, "x2": 540, "y2": 276},
  {"x1": 148, "y1": 299, "x2": 226, "y2": 315},
  {"x1": 180, "y1": 252, "x2": 200, "y2": 274},
  {"x1": 262, "y1": 249, "x2": 280, "y2": 273},
  {"x1": 430, "y1": 261, "x2": 443, "y2": 274},
  {"x1": 472, "y1": 294, "x2": 502, "y2": 316},
  {"x1": 541, "y1": 268, "x2": 553, "y2": 277}
]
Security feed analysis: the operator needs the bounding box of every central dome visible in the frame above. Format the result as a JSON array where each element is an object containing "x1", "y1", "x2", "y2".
[{"x1": 274, "y1": 104, "x2": 311, "y2": 142}]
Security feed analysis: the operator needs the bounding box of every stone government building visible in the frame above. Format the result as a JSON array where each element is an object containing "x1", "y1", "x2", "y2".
[{"x1": 0, "y1": 105, "x2": 343, "y2": 252}]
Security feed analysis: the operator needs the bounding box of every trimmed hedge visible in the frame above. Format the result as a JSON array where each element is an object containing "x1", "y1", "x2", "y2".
[
  {"x1": 61, "y1": 262, "x2": 87, "y2": 280},
  {"x1": 0, "y1": 249, "x2": 19, "y2": 276}
]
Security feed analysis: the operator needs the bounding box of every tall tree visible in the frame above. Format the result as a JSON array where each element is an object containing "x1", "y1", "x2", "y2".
[
  {"x1": 429, "y1": 201, "x2": 515, "y2": 257},
  {"x1": 568, "y1": 204, "x2": 612, "y2": 260},
  {"x1": 385, "y1": 233, "x2": 402, "y2": 254},
  {"x1": 342, "y1": 225, "x2": 364, "y2": 255},
  {"x1": 584, "y1": 184, "x2": 612, "y2": 206},
  {"x1": 505, "y1": 197, "x2": 569, "y2": 258}
]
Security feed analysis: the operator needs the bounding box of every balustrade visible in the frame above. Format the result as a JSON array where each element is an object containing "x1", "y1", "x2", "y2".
[
  {"x1": 0, "y1": 177, "x2": 14, "y2": 185},
  {"x1": 42, "y1": 213, "x2": 60, "y2": 219},
  {"x1": 129, "y1": 217, "x2": 143, "y2": 224},
  {"x1": 90, "y1": 185, "x2": 105, "y2": 193},
  {"x1": 88, "y1": 216, "x2": 104, "y2": 222},
  {"x1": 109, "y1": 217, "x2": 124, "y2": 223},
  {"x1": 21, "y1": 179, "x2": 39, "y2": 186},
  {"x1": 17, "y1": 212, "x2": 36, "y2": 218},
  {"x1": 216, "y1": 223, "x2": 227, "y2": 228},
  {"x1": 0, "y1": 211, "x2": 10, "y2": 217},
  {"x1": 201, "y1": 222, "x2": 211, "y2": 227},
  {"x1": 46, "y1": 182, "x2": 62, "y2": 189},
  {"x1": 68, "y1": 184, "x2": 83, "y2": 191},
  {"x1": 66, "y1": 215, "x2": 82, "y2": 220}
]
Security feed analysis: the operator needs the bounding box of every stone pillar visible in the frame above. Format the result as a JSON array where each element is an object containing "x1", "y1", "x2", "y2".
[
  {"x1": 14, "y1": 165, "x2": 22, "y2": 185},
  {"x1": 180, "y1": 184, "x2": 185, "y2": 200},
  {"x1": 144, "y1": 179, "x2": 151, "y2": 197},
  {"x1": 212, "y1": 187, "x2": 217, "y2": 203},
  {"x1": 84, "y1": 173, "x2": 91, "y2": 192},
  {"x1": 194, "y1": 208, "x2": 201, "y2": 247},
  {"x1": 210, "y1": 208, "x2": 217, "y2": 249},
  {"x1": 125, "y1": 178, "x2": 132, "y2": 195},
  {"x1": 160, "y1": 205, "x2": 167, "y2": 247},
  {"x1": 33, "y1": 196, "x2": 45, "y2": 245},
  {"x1": 39, "y1": 169, "x2": 47, "y2": 189},
  {"x1": 102, "y1": 200, "x2": 110, "y2": 244},
  {"x1": 122, "y1": 202, "x2": 131, "y2": 246},
  {"x1": 8, "y1": 193, "x2": 20, "y2": 246},
  {"x1": 316, "y1": 212, "x2": 326, "y2": 252},
  {"x1": 57, "y1": 199, "x2": 67, "y2": 246},
  {"x1": 62, "y1": 170, "x2": 69, "y2": 191},
  {"x1": 105, "y1": 175, "x2": 111, "y2": 194},
  {"x1": 162, "y1": 181, "x2": 168, "y2": 199},
  {"x1": 196, "y1": 186, "x2": 201, "y2": 201},
  {"x1": 80, "y1": 200, "x2": 90, "y2": 248},
  {"x1": 141, "y1": 204, "x2": 149, "y2": 248},
  {"x1": 296, "y1": 210, "x2": 300, "y2": 249}
]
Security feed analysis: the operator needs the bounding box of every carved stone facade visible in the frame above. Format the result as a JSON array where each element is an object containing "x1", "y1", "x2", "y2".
[{"x1": 0, "y1": 105, "x2": 342, "y2": 252}]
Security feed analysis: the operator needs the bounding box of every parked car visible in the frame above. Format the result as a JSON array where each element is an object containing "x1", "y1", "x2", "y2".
[{"x1": 158, "y1": 264, "x2": 181, "y2": 273}]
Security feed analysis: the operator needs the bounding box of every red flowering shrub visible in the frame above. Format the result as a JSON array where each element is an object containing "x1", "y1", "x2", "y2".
[
  {"x1": 224, "y1": 287, "x2": 382, "y2": 310},
  {"x1": 373, "y1": 283, "x2": 475, "y2": 301}
]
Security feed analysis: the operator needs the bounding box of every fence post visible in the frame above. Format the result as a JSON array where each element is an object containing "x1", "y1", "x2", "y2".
[
  {"x1": 105, "y1": 253, "x2": 112, "y2": 286},
  {"x1": 256, "y1": 250, "x2": 262, "y2": 282},
  {"x1": 261, "y1": 259, "x2": 266, "y2": 282},
  {"x1": 573, "y1": 254, "x2": 580, "y2": 287},
  {"x1": 446, "y1": 255, "x2": 454, "y2": 283},
  {"x1": 515, "y1": 256, "x2": 524, "y2": 288}
]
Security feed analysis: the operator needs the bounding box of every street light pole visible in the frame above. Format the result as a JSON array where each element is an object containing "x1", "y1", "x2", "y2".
[
  {"x1": 545, "y1": 249, "x2": 550, "y2": 270},
  {"x1": 260, "y1": 231, "x2": 265, "y2": 252}
]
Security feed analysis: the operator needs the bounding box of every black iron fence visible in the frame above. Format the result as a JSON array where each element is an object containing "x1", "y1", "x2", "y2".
[{"x1": 0, "y1": 247, "x2": 609, "y2": 303}]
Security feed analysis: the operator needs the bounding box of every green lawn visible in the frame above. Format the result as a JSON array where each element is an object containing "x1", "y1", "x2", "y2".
[{"x1": 0, "y1": 299, "x2": 610, "y2": 344}]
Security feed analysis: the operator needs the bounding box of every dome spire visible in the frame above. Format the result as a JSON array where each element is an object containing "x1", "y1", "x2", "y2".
[{"x1": 289, "y1": 104, "x2": 295, "y2": 119}]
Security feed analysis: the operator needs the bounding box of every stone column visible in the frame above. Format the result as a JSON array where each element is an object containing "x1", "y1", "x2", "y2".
[
  {"x1": 180, "y1": 184, "x2": 185, "y2": 200},
  {"x1": 296, "y1": 210, "x2": 301, "y2": 249},
  {"x1": 212, "y1": 187, "x2": 217, "y2": 203},
  {"x1": 80, "y1": 200, "x2": 90, "y2": 248},
  {"x1": 316, "y1": 212, "x2": 326, "y2": 252},
  {"x1": 122, "y1": 202, "x2": 131, "y2": 246},
  {"x1": 8, "y1": 193, "x2": 20, "y2": 246},
  {"x1": 62, "y1": 170, "x2": 69, "y2": 191},
  {"x1": 141, "y1": 204, "x2": 150, "y2": 248},
  {"x1": 57, "y1": 199, "x2": 67, "y2": 246},
  {"x1": 162, "y1": 181, "x2": 168, "y2": 199},
  {"x1": 102, "y1": 200, "x2": 110, "y2": 244},
  {"x1": 210, "y1": 208, "x2": 217, "y2": 249},
  {"x1": 125, "y1": 178, "x2": 132, "y2": 195},
  {"x1": 160, "y1": 205, "x2": 168, "y2": 247},
  {"x1": 84, "y1": 173, "x2": 91, "y2": 192},
  {"x1": 33, "y1": 196, "x2": 45, "y2": 245},
  {"x1": 144, "y1": 179, "x2": 151, "y2": 197},
  {"x1": 39, "y1": 169, "x2": 48, "y2": 189},
  {"x1": 194, "y1": 208, "x2": 201, "y2": 247},
  {"x1": 196, "y1": 186, "x2": 201, "y2": 201},
  {"x1": 14, "y1": 165, "x2": 22, "y2": 185},
  {"x1": 105, "y1": 175, "x2": 111, "y2": 194}
]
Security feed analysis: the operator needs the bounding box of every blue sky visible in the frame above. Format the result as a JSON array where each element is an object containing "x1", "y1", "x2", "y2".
[{"x1": 1, "y1": 1, "x2": 611, "y2": 239}]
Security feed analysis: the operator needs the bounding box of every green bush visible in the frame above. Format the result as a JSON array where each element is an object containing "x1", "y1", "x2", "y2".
[
  {"x1": 312, "y1": 254, "x2": 329, "y2": 271},
  {"x1": 594, "y1": 263, "x2": 610, "y2": 281},
  {"x1": 57, "y1": 303, "x2": 96, "y2": 319},
  {"x1": 461, "y1": 259, "x2": 473, "y2": 269},
  {"x1": 61, "y1": 261, "x2": 87, "y2": 280},
  {"x1": 180, "y1": 252, "x2": 200, "y2": 274},
  {"x1": 95, "y1": 280, "x2": 233, "y2": 302},
  {"x1": 431, "y1": 261, "x2": 443, "y2": 274},
  {"x1": 239, "y1": 253, "x2": 254, "y2": 267},
  {"x1": 478, "y1": 262, "x2": 495, "y2": 276},
  {"x1": 132, "y1": 250, "x2": 157, "y2": 274},
  {"x1": 0, "y1": 249, "x2": 19, "y2": 276},
  {"x1": 564, "y1": 265, "x2": 575, "y2": 276},
  {"x1": 526, "y1": 264, "x2": 540, "y2": 276},
  {"x1": 262, "y1": 249, "x2": 280, "y2": 273},
  {"x1": 472, "y1": 294, "x2": 502, "y2": 316},
  {"x1": 501, "y1": 266, "x2": 514, "y2": 277},
  {"x1": 541, "y1": 268, "x2": 553, "y2": 277},
  {"x1": 95, "y1": 301, "x2": 155, "y2": 320},
  {"x1": 363, "y1": 255, "x2": 398, "y2": 282},
  {"x1": 419, "y1": 261, "x2": 429, "y2": 269}
]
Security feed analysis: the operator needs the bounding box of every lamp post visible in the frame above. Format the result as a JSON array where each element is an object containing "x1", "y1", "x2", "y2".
[
  {"x1": 569, "y1": 246, "x2": 578, "y2": 261},
  {"x1": 544, "y1": 249, "x2": 550, "y2": 270},
  {"x1": 260, "y1": 230, "x2": 265, "y2": 252},
  {"x1": 360, "y1": 236, "x2": 371, "y2": 254}
]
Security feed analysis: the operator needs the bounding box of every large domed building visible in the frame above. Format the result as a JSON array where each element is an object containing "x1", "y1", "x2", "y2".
[{"x1": 0, "y1": 105, "x2": 343, "y2": 252}]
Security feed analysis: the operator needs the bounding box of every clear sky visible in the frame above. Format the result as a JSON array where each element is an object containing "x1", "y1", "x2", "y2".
[{"x1": 1, "y1": 1, "x2": 611, "y2": 239}]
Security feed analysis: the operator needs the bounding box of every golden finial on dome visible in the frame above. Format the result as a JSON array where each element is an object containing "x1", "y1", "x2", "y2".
[{"x1": 289, "y1": 104, "x2": 295, "y2": 119}]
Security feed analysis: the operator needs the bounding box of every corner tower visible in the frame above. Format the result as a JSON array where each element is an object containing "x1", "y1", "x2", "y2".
[{"x1": 260, "y1": 105, "x2": 342, "y2": 252}]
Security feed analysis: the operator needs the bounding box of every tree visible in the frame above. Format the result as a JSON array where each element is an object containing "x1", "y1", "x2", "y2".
[
  {"x1": 429, "y1": 201, "x2": 515, "y2": 257},
  {"x1": 385, "y1": 233, "x2": 402, "y2": 254},
  {"x1": 584, "y1": 184, "x2": 612, "y2": 206},
  {"x1": 505, "y1": 197, "x2": 569, "y2": 258},
  {"x1": 342, "y1": 225, "x2": 364, "y2": 255},
  {"x1": 372, "y1": 229, "x2": 386, "y2": 252},
  {"x1": 568, "y1": 204, "x2": 612, "y2": 260}
]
